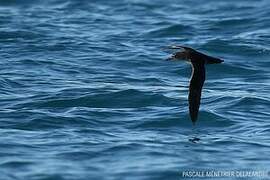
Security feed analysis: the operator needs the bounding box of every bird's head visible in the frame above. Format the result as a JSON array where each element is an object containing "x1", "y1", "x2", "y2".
[{"x1": 166, "y1": 45, "x2": 192, "y2": 62}]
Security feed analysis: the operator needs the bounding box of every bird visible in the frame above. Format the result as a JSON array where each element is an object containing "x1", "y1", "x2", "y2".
[{"x1": 167, "y1": 45, "x2": 223, "y2": 125}]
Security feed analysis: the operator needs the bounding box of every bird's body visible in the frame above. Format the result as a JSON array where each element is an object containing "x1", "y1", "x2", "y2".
[{"x1": 167, "y1": 46, "x2": 223, "y2": 124}]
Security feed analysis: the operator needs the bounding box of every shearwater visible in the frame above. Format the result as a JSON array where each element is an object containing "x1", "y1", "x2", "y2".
[{"x1": 167, "y1": 45, "x2": 223, "y2": 124}]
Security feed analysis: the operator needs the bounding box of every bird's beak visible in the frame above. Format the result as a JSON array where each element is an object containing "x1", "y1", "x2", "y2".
[{"x1": 163, "y1": 45, "x2": 188, "y2": 61}]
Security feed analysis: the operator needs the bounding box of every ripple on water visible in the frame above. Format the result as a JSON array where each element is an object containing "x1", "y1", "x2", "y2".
[
  {"x1": 1, "y1": 0, "x2": 270, "y2": 179},
  {"x1": 22, "y1": 89, "x2": 179, "y2": 108},
  {"x1": 144, "y1": 24, "x2": 196, "y2": 38}
]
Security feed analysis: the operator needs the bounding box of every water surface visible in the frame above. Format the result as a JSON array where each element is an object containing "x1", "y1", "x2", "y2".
[{"x1": 1, "y1": 0, "x2": 270, "y2": 179}]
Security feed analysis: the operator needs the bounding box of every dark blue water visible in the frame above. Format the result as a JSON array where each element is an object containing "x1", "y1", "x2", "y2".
[{"x1": 1, "y1": 0, "x2": 270, "y2": 179}]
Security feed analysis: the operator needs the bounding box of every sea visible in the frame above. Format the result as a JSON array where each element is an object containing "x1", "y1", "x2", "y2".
[{"x1": 0, "y1": 0, "x2": 270, "y2": 179}]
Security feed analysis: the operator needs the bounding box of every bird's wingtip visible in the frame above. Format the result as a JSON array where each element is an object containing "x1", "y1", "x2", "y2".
[{"x1": 191, "y1": 119, "x2": 197, "y2": 126}]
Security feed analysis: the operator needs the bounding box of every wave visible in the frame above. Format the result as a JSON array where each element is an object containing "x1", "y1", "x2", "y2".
[
  {"x1": 143, "y1": 24, "x2": 195, "y2": 38},
  {"x1": 230, "y1": 96, "x2": 270, "y2": 108},
  {"x1": 132, "y1": 108, "x2": 233, "y2": 130},
  {"x1": 20, "y1": 89, "x2": 179, "y2": 109}
]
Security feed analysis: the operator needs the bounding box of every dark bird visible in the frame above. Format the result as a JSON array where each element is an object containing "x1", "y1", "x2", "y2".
[{"x1": 167, "y1": 45, "x2": 223, "y2": 125}]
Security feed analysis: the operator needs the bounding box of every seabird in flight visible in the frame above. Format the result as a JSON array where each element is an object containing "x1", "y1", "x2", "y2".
[{"x1": 167, "y1": 45, "x2": 223, "y2": 125}]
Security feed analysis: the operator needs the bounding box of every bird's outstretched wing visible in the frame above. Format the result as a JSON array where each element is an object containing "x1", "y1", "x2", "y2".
[
  {"x1": 188, "y1": 85, "x2": 203, "y2": 125},
  {"x1": 166, "y1": 45, "x2": 224, "y2": 64},
  {"x1": 188, "y1": 63, "x2": 205, "y2": 125}
]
